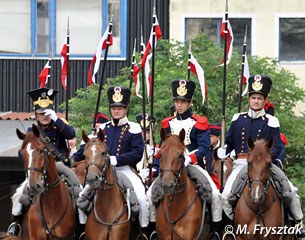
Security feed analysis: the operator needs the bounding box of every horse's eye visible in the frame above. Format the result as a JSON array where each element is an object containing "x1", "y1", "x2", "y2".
[{"x1": 101, "y1": 152, "x2": 108, "y2": 158}]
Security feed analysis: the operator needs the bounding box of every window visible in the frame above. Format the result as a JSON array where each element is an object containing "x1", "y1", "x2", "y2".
[
  {"x1": 185, "y1": 18, "x2": 252, "y2": 55},
  {"x1": 0, "y1": 0, "x2": 127, "y2": 58},
  {"x1": 279, "y1": 18, "x2": 305, "y2": 61}
]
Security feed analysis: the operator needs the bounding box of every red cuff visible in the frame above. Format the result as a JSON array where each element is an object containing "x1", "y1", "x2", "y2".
[{"x1": 190, "y1": 153, "x2": 197, "y2": 164}]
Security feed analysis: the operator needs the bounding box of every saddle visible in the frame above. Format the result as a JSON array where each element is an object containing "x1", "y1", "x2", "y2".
[{"x1": 228, "y1": 164, "x2": 293, "y2": 207}]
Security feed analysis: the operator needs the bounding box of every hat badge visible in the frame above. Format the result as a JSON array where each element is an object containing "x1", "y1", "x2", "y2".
[
  {"x1": 252, "y1": 75, "x2": 263, "y2": 91},
  {"x1": 112, "y1": 86, "x2": 123, "y2": 103},
  {"x1": 177, "y1": 80, "x2": 188, "y2": 96}
]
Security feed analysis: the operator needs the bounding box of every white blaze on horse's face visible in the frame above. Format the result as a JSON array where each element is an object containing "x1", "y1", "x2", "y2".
[
  {"x1": 90, "y1": 145, "x2": 97, "y2": 163},
  {"x1": 254, "y1": 185, "x2": 260, "y2": 202},
  {"x1": 26, "y1": 143, "x2": 34, "y2": 178}
]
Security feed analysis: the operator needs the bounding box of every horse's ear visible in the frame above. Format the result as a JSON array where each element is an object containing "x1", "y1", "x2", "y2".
[
  {"x1": 97, "y1": 129, "x2": 105, "y2": 142},
  {"x1": 160, "y1": 128, "x2": 167, "y2": 142},
  {"x1": 82, "y1": 130, "x2": 90, "y2": 143},
  {"x1": 32, "y1": 124, "x2": 40, "y2": 138},
  {"x1": 248, "y1": 136, "x2": 255, "y2": 150},
  {"x1": 179, "y1": 129, "x2": 186, "y2": 144},
  {"x1": 267, "y1": 137, "x2": 274, "y2": 150},
  {"x1": 16, "y1": 128, "x2": 26, "y2": 140}
]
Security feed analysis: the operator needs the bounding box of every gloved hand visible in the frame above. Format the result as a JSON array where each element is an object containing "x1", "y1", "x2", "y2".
[
  {"x1": 274, "y1": 159, "x2": 284, "y2": 170},
  {"x1": 217, "y1": 146, "x2": 229, "y2": 159},
  {"x1": 44, "y1": 109, "x2": 58, "y2": 122},
  {"x1": 110, "y1": 156, "x2": 117, "y2": 166},
  {"x1": 146, "y1": 145, "x2": 154, "y2": 157},
  {"x1": 140, "y1": 168, "x2": 150, "y2": 181},
  {"x1": 184, "y1": 154, "x2": 192, "y2": 166}
]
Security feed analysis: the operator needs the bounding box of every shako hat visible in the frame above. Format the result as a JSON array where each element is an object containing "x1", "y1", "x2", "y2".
[
  {"x1": 248, "y1": 75, "x2": 272, "y2": 97},
  {"x1": 107, "y1": 86, "x2": 131, "y2": 107},
  {"x1": 27, "y1": 87, "x2": 58, "y2": 113},
  {"x1": 136, "y1": 113, "x2": 155, "y2": 130},
  {"x1": 172, "y1": 79, "x2": 195, "y2": 101}
]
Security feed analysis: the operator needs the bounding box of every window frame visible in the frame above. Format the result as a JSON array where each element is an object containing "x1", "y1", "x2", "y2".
[
  {"x1": 182, "y1": 13, "x2": 255, "y2": 56},
  {"x1": 0, "y1": 0, "x2": 127, "y2": 59},
  {"x1": 275, "y1": 13, "x2": 305, "y2": 63}
]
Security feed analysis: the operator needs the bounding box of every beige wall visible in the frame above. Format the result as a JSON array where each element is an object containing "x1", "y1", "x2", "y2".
[{"x1": 170, "y1": 0, "x2": 305, "y2": 114}]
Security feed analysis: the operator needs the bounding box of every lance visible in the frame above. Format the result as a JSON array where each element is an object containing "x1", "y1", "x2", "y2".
[
  {"x1": 65, "y1": 18, "x2": 70, "y2": 121},
  {"x1": 140, "y1": 26, "x2": 148, "y2": 170},
  {"x1": 220, "y1": 0, "x2": 229, "y2": 193},
  {"x1": 91, "y1": 17, "x2": 113, "y2": 135},
  {"x1": 187, "y1": 39, "x2": 192, "y2": 80},
  {"x1": 238, "y1": 25, "x2": 248, "y2": 113},
  {"x1": 130, "y1": 38, "x2": 137, "y2": 90},
  {"x1": 148, "y1": 3, "x2": 158, "y2": 186}
]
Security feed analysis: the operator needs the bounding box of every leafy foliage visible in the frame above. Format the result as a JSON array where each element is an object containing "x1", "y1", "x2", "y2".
[{"x1": 66, "y1": 34, "x2": 305, "y2": 212}]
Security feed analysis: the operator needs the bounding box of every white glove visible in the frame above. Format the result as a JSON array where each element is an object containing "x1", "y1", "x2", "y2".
[
  {"x1": 44, "y1": 109, "x2": 58, "y2": 122},
  {"x1": 217, "y1": 146, "x2": 229, "y2": 159},
  {"x1": 140, "y1": 168, "x2": 150, "y2": 181},
  {"x1": 146, "y1": 145, "x2": 154, "y2": 157},
  {"x1": 184, "y1": 154, "x2": 192, "y2": 166},
  {"x1": 110, "y1": 156, "x2": 117, "y2": 166}
]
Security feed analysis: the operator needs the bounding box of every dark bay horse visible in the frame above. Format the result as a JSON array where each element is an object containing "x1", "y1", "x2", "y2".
[
  {"x1": 156, "y1": 129, "x2": 203, "y2": 240},
  {"x1": 234, "y1": 137, "x2": 283, "y2": 240},
  {"x1": 16, "y1": 124, "x2": 76, "y2": 239},
  {"x1": 82, "y1": 129, "x2": 131, "y2": 240}
]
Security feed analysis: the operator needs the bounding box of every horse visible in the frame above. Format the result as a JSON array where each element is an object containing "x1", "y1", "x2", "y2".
[
  {"x1": 15, "y1": 124, "x2": 76, "y2": 239},
  {"x1": 211, "y1": 152, "x2": 233, "y2": 188},
  {"x1": 234, "y1": 137, "x2": 284, "y2": 240},
  {"x1": 156, "y1": 128, "x2": 204, "y2": 240},
  {"x1": 81, "y1": 129, "x2": 131, "y2": 240}
]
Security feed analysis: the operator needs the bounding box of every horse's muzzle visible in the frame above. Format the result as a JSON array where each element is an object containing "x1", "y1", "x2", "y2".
[
  {"x1": 86, "y1": 174, "x2": 101, "y2": 189},
  {"x1": 162, "y1": 181, "x2": 175, "y2": 195}
]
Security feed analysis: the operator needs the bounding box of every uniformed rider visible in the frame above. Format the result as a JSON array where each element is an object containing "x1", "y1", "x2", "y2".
[
  {"x1": 219, "y1": 75, "x2": 305, "y2": 238},
  {"x1": 148, "y1": 79, "x2": 223, "y2": 240},
  {"x1": 7, "y1": 87, "x2": 76, "y2": 237},
  {"x1": 76, "y1": 86, "x2": 150, "y2": 236}
]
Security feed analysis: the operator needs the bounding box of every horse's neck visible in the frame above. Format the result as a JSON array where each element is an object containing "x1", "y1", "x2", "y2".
[
  {"x1": 97, "y1": 166, "x2": 121, "y2": 199},
  {"x1": 46, "y1": 156, "x2": 59, "y2": 184}
]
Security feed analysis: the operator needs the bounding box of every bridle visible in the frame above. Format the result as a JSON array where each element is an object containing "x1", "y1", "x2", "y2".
[
  {"x1": 159, "y1": 152, "x2": 186, "y2": 194},
  {"x1": 84, "y1": 142, "x2": 114, "y2": 189}
]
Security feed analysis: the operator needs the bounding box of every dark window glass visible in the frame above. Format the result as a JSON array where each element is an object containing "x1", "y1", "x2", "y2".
[
  {"x1": 279, "y1": 18, "x2": 305, "y2": 61},
  {"x1": 185, "y1": 18, "x2": 252, "y2": 55}
]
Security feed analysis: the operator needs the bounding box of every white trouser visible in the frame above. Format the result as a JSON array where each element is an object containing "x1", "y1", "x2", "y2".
[
  {"x1": 221, "y1": 159, "x2": 247, "y2": 220},
  {"x1": 12, "y1": 179, "x2": 28, "y2": 216},
  {"x1": 116, "y1": 165, "x2": 149, "y2": 228},
  {"x1": 147, "y1": 165, "x2": 222, "y2": 223},
  {"x1": 12, "y1": 178, "x2": 87, "y2": 224}
]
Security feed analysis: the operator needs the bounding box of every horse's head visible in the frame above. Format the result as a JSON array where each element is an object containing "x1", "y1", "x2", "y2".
[
  {"x1": 159, "y1": 128, "x2": 186, "y2": 195},
  {"x1": 82, "y1": 129, "x2": 110, "y2": 189},
  {"x1": 17, "y1": 124, "x2": 49, "y2": 194},
  {"x1": 247, "y1": 137, "x2": 273, "y2": 204}
]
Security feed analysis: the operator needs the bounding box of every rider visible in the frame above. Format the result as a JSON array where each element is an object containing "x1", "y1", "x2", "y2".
[
  {"x1": 148, "y1": 79, "x2": 223, "y2": 240},
  {"x1": 219, "y1": 75, "x2": 305, "y2": 238},
  {"x1": 76, "y1": 86, "x2": 150, "y2": 236},
  {"x1": 7, "y1": 87, "x2": 76, "y2": 237}
]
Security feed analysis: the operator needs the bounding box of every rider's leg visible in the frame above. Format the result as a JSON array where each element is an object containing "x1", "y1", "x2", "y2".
[{"x1": 7, "y1": 180, "x2": 28, "y2": 236}]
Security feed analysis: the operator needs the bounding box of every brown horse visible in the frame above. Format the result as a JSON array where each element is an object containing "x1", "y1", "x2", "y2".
[
  {"x1": 82, "y1": 129, "x2": 131, "y2": 240},
  {"x1": 234, "y1": 137, "x2": 283, "y2": 240},
  {"x1": 156, "y1": 129, "x2": 203, "y2": 240},
  {"x1": 15, "y1": 124, "x2": 76, "y2": 239}
]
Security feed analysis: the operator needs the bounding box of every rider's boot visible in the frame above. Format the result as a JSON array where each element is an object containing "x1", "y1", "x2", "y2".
[
  {"x1": 221, "y1": 213, "x2": 235, "y2": 240},
  {"x1": 295, "y1": 220, "x2": 305, "y2": 238},
  {"x1": 208, "y1": 221, "x2": 222, "y2": 240},
  {"x1": 76, "y1": 223, "x2": 86, "y2": 240},
  {"x1": 7, "y1": 215, "x2": 22, "y2": 236}
]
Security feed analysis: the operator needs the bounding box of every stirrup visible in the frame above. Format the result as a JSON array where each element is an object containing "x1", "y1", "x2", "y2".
[
  {"x1": 208, "y1": 231, "x2": 220, "y2": 240},
  {"x1": 79, "y1": 232, "x2": 86, "y2": 240},
  {"x1": 136, "y1": 233, "x2": 148, "y2": 240},
  {"x1": 7, "y1": 222, "x2": 21, "y2": 237},
  {"x1": 150, "y1": 230, "x2": 158, "y2": 240},
  {"x1": 222, "y1": 231, "x2": 236, "y2": 240}
]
